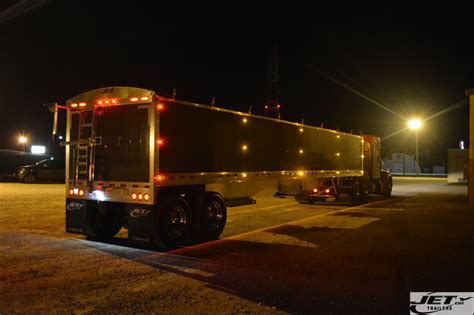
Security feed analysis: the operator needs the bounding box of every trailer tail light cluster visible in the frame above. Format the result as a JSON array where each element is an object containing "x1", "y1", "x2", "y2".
[
  {"x1": 130, "y1": 96, "x2": 150, "y2": 102},
  {"x1": 131, "y1": 193, "x2": 150, "y2": 201},
  {"x1": 69, "y1": 188, "x2": 84, "y2": 196}
]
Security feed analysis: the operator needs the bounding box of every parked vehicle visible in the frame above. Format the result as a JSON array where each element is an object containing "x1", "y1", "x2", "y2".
[
  {"x1": 14, "y1": 158, "x2": 65, "y2": 183},
  {"x1": 48, "y1": 86, "x2": 391, "y2": 249}
]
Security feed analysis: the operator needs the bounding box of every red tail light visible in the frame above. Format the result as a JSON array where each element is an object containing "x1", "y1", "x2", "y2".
[
  {"x1": 69, "y1": 189, "x2": 74, "y2": 195},
  {"x1": 140, "y1": 96, "x2": 149, "y2": 101},
  {"x1": 144, "y1": 193, "x2": 150, "y2": 201},
  {"x1": 79, "y1": 102, "x2": 86, "y2": 107},
  {"x1": 313, "y1": 188, "x2": 318, "y2": 193},
  {"x1": 138, "y1": 193, "x2": 143, "y2": 200},
  {"x1": 325, "y1": 189, "x2": 330, "y2": 193},
  {"x1": 130, "y1": 97, "x2": 139, "y2": 102},
  {"x1": 156, "y1": 104, "x2": 164, "y2": 111},
  {"x1": 71, "y1": 103, "x2": 78, "y2": 108},
  {"x1": 79, "y1": 189, "x2": 84, "y2": 196},
  {"x1": 131, "y1": 193, "x2": 137, "y2": 200}
]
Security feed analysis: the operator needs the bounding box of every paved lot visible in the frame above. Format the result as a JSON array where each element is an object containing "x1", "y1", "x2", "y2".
[{"x1": 0, "y1": 178, "x2": 473, "y2": 314}]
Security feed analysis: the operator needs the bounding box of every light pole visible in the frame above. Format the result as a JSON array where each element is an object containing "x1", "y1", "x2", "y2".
[
  {"x1": 407, "y1": 119, "x2": 422, "y2": 175},
  {"x1": 18, "y1": 135, "x2": 27, "y2": 152}
]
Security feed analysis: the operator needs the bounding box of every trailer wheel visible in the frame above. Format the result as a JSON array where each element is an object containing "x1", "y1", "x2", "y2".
[
  {"x1": 351, "y1": 180, "x2": 362, "y2": 205},
  {"x1": 87, "y1": 202, "x2": 124, "y2": 239},
  {"x1": 384, "y1": 178, "x2": 393, "y2": 197},
  {"x1": 194, "y1": 192, "x2": 227, "y2": 242},
  {"x1": 158, "y1": 197, "x2": 192, "y2": 249}
]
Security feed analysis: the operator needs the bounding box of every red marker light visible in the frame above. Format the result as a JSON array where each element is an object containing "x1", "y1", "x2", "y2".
[
  {"x1": 79, "y1": 189, "x2": 84, "y2": 196},
  {"x1": 144, "y1": 193, "x2": 150, "y2": 201},
  {"x1": 277, "y1": 104, "x2": 281, "y2": 109},
  {"x1": 138, "y1": 193, "x2": 143, "y2": 200},
  {"x1": 140, "y1": 96, "x2": 149, "y2": 101},
  {"x1": 131, "y1": 193, "x2": 137, "y2": 200},
  {"x1": 157, "y1": 138, "x2": 164, "y2": 146},
  {"x1": 105, "y1": 100, "x2": 110, "y2": 104},
  {"x1": 98, "y1": 100, "x2": 103, "y2": 105},
  {"x1": 156, "y1": 104, "x2": 164, "y2": 111},
  {"x1": 264, "y1": 105, "x2": 269, "y2": 110},
  {"x1": 155, "y1": 175, "x2": 164, "y2": 181},
  {"x1": 71, "y1": 103, "x2": 78, "y2": 108},
  {"x1": 130, "y1": 97, "x2": 139, "y2": 102},
  {"x1": 79, "y1": 102, "x2": 86, "y2": 107},
  {"x1": 69, "y1": 189, "x2": 74, "y2": 195},
  {"x1": 313, "y1": 188, "x2": 318, "y2": 193},
  {"x1": 325, "y1": 189, "x2": 330, "y2": 194},
  {"x1": 112, "y1": 99, "x2": 117, "y2": 104}
]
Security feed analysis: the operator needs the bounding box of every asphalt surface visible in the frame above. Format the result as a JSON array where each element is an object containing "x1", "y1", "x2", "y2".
[{"x1": 0, "y1": 177, "x2": 473, "y2": 314}]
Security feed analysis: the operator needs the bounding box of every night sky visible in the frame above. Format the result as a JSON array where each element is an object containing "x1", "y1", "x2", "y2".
[{"x1": 1, "y1": 1, "x2": 473, "y2": 168}]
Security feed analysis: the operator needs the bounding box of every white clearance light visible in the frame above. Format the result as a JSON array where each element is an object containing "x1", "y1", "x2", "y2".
[{"x1": 31, "y1": 145, "x2": 46, "y2": 154}]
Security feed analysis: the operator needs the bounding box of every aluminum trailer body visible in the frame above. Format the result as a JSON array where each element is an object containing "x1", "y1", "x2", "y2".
[{"x1": 60, "y1": 86, "x2": 366, "y2": 248}]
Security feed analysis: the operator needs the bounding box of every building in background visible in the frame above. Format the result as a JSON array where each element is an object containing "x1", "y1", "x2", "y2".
[
  {"x1": 383, "y1": 153, "x2": 421, "y2": 174},
  {"x1": 447, "y1": 149, "x2": 469, "y2": 184}
]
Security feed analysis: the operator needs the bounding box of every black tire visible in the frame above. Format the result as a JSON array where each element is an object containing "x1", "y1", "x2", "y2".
[
  {"x1": 193, "y1": 192, "x2": 227, "y2": 242},
  {"x1": 158, "y1": 197, "x2": 192, "y2": 249},
  {"x1": 23, "y1": 172, "x2": 38, "y2": 183},
  {"x1": 359, "y1": 179, "x2": 369, "y2": 204},
  {"x1": 384, "y1": 179, "x2": 393, "y2": 197},
  {"x1": 351, "y1": 180, "x2": 362, "y2": 205},
  {"x1": 86, "y1": 201, "x2": 124, "y2": 239}
]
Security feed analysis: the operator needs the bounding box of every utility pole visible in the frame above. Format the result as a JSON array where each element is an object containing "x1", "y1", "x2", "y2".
[{"x1": 264, "y1": 44, "x2": 281, "y2": 118}]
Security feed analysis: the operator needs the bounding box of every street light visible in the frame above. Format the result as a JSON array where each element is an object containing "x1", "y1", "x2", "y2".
[
  {"x1": 407, "y1": 119, "x2": 422, "y2": 175},
  {"x1": 18, "y1": 135, "x2": 28, "y2": 151}
]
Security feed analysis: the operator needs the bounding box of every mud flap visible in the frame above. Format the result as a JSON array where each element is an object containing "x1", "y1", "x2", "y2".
[
  {"x1": 126, "y1": 204, "x2": 157, "y2": 246},
  {"x1": 66, "y1": 198, "x2": 88, "y2": 235}
]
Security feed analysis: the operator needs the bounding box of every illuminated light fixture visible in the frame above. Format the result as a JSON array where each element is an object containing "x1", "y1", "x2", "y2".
[
  {"x1": 361, "y1": 170, "x2": 364, "y2": 174},
  {"x1": 112, "y1": 99, "x2": 117, "y2": 104},
  {"x1": 299, "y1": 149, "x2": 304, "y2": 154},
  {"x1": 71, "y1": 103, "x2": 78, "y2": 108},
  {"x1": 407, "y1": 119, "x2": 422, "y2": 130},
  {"x1": 242, "y1": 118, "x2": 247, "y2": 123},
  {"x1": 298, "y1": 171, "x2": 304, "y2": 176},
  {"x1": 93, "y1": 190, "x2": 106, "y2": 201},
  {"x1": 325, "y1": 188, "x2": 330, "y2": 194},
  {"x1": 105, "y1": 100, "x2": 110, "y2": 104},
  {"x1": 73, "y1": 188, "x2": 79, "y2": 195},
  {"x1": 79, "y1": 189, "x2": 84, "y2": 196},
  {"x1": 69, "y1": 189, "x2": 74, "y2": 196},
  {"x1": 157, "y1": 138, "x2": 164, "y2": 146},
  {"x1": 98, "y1": 100, "x2": 103, "y2": 105},
  {"x1": 138, "y1": 193, "x2": 143, "y2": 200},
  {"x1": 156, "y1": 104, "x2": 164, "y2": 111},
  {"x1": 242, "y1": 144, "x2": 248, "y2": 151},
  {"x1": 131, "y1": 193, "x2": 137, "y2": 200},
  {"x1": 264, "y1": 105, "x2": 269, "y2": 110},
  {"x1": 299, "y1": 128, "x2": 303, "y2": 133},
  {"x1": 336, "y1": 135, "x2": 340, "y2": 139},
  {"x1": 79, "y1": 102, "x2": 86, "y2": 107},
  {"x1": 31, "y1": 145, "x2": 46, "y2": 154},
  {"x1": 19, "y1": 136, "x2": 27, "y2": 144},
  {"x1": 313, "y1": 188, "x2": 318, "y2": 193},
  {"x1": 336, "y1": 171, "x2": 340, "y2": 174},
  {"x1": 361, "y1": 154, "x2": 365, "y2": 158},
  {"x1": 277, "y1": 104, "x2": 281, "y2": 109},
  {"x1": 241, "y1": 173, "x2": 247, "y2": 178},
  {"x1": 130, "y1": 97, "x2": 139, "y2": 102},
  {"x1": 361, "y1": 139, "x2": 364, "y2": 143},
  {"x1": 155, "y1": 175, "x2": 164, "y2": 181},
  {"x1": 144, "y1": 193, "x2": 150, "y2": 201},
  {"x1": 335, "y1": 152, "x2": 340, "y2": 157},
  {"x1": 141, "y1": 96, "x2": 150, "y2": 101}
]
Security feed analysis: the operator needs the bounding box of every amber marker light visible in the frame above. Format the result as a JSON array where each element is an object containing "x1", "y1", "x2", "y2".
[
  {"x1": 299, "y1": 149, "x2": 304, "y2": 154},
  {"x1": 69, "y1": 189, "x2": 74, "y2": 195},
  {"x1": 242, "y1": 144, "x2": 248, "y2": 151}
]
